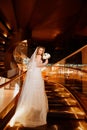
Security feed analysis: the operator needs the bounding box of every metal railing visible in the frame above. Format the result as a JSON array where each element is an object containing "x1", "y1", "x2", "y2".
[{"x1": 0, "y1": 71, "x2": 26, "y2": 89}]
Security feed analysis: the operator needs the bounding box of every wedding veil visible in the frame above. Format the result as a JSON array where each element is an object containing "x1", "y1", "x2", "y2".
[
  {"x1": 9, "y1": 46, "x2": 48, "y2": 127},
  {"x1": 27, "y1": 47, "x2": 38, "y2": 70}
]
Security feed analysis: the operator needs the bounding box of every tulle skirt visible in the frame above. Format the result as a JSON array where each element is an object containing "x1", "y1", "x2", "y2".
[{"x1": 9, "y1": 67, "x2": 48, "y2": 127}]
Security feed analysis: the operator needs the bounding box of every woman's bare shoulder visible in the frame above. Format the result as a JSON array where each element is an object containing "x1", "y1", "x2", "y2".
[{"x1": 36, "y1": 55, "x2": 41, "y2": 59}]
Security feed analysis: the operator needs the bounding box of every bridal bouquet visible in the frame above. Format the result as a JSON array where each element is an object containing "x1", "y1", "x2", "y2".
[{"x1": 43, "y1": 53, "x2": 51, "y2": 60}]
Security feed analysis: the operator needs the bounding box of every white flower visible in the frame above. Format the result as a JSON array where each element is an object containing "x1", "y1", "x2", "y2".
[{"x1": 43, "y1": 53, "x2": 51, "y2": 59}]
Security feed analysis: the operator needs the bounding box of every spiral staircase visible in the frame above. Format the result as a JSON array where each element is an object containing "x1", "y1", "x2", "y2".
[{"x1": 0, "y1": 43, "x2": 87, "y2": 130}]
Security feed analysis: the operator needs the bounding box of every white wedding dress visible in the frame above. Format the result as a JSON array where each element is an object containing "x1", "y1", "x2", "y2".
[{"x1": 9, "y1": 48, "x2": 48, "y2": 127}]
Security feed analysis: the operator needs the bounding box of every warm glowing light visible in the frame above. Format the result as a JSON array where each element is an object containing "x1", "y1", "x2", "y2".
[
  {"x1": 22, "y1": 40, "x2": 27, "y2": 43},
  {"x1": 6, "y1": 23, "x2": 11, "y2": 30},
  {"x1": 53, "y1": 125, "x2": 58, "y2": 130},
  {"x1": 2, "y1": 41, "x2": 5, "y2": 44},
  {"x1": 59, "y1": 92, "x2": 70, "y2": 97},
  {"x1": 65, "y1": 99, "x2": 77, "y2": 104},
  {"x1": 41, "y1": 67, "x2": 46, "y2": 71},
  {"x1": 77, "y1": 126, "x2": 84, "y2": 130},
  {"x1": 3, "y1": 33, "x2": 7, "y2": 37},
  {"x1": 73, "y1": 107, "x2": 85, "y2": 115},
  {"x1": 52, "y1": 30, "x2": 60, "y2": 38}
]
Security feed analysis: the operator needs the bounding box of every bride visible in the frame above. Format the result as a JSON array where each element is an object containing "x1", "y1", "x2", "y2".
[{"x1": 9, "y1": 46, "x2": 49, "y2": 127}]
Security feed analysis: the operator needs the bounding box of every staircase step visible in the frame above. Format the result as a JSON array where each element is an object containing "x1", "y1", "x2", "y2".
[
  {"x1": 49, "y1": 103, "x2": 78, "y2": 108},
  {"x1": 48, "y1": 108, "x2": 86, "y2": 119}
]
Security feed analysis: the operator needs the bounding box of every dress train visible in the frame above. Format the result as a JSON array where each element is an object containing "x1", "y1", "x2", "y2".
[{"x1": 9, "y1": 61, "x2": 48, "y2": 127}]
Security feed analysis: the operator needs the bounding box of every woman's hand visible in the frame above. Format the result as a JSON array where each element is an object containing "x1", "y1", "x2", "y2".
[{"x1": 36, "y1": 55, "x2": 48, "y2": 67}]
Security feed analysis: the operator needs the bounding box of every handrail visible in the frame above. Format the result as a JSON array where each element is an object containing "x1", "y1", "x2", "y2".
[
  {"x1": 0, "y1": 71, "x2": 27, "y2": 88},
  {"x1": 0, "y1": 63, "x2": 87, "y2": 89},
  {"x1": 46, "y1": 64, "x2": 87, "y2": 74},
  {"x1": 55, "y1": 44, "x2": 87, "y2": 64}
]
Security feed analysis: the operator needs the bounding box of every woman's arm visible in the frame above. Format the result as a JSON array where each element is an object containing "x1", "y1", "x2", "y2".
[{"x1": 36, "y1": 55, "x2": 48, "y2": 67}]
